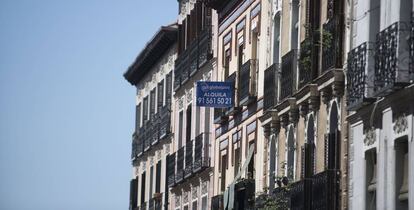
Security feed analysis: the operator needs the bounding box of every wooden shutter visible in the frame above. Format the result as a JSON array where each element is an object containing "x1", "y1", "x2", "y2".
[
  {"x1": 150, "y1": 88, "x2": 156, "y2": 117},
  {"x1": 166, "y1": 72, "x2": 172, "y2": 106},
  {"x1": 155, "y1": 161, "x2": 161, "y2": 193},
  {"x1": 157, "y1": 80, "x2": 164, "y2": 112},
  {"x1": 129, "y1": 178, "x2": 138, "y2": 209},
  {"x1": 301, "y1": 145, "x2": 305, "y2": 179},
  {"x1": 136, "y1": 103, "x2": 141, "y2": 131},
  {"x1": 141, "y1": 172, "x2": 146, "y2": 205}
]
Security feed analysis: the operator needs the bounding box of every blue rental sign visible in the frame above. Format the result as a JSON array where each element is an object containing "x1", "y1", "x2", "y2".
[{"x1": 196, "y1": 81, "x2": 234, "y2": 108}]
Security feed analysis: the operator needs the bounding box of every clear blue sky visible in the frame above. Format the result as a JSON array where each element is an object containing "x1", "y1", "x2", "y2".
[{"x1": 0, "y1": 0, "x2": 177, "y2": 209}]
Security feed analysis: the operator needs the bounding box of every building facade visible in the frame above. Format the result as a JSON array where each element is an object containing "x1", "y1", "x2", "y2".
[
  {"x1": 165, "y1": 1, "x2": 216, "y2": 210},
  {"x1": 124, "y1": 0, "x2": 414, "y2": 209},
  {"x1": 347, "y1": 0, "x2": 414, "y2": 209},
  {"x1": 125, "y1": 25, "x2": 177, "y2": 210}
]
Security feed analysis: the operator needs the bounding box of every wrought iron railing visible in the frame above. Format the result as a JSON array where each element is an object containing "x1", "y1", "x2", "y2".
[
  {"x1": 213, "y1": 108, "x2": 228, "y2": 124},
  {"x1": 159, "y1": 107, "x2": 171, "y2": 139},
  {"x1": 131, "y1": 133, "x2": 138, "y2": 159},
  {"x1": 322, "y1": 17, "x2": 340, "y2": 73},
  {"x1": 167, "y1": 153, "x2": 176, "y2": 187},
  {"x1": 199, "y1": 28, "x2": 213, "y2": 68},
  {"x1": 263, "y1": 63, "x2": 279, "y2": 112},
  {"x1": 238, "y1": 59, "x2": 258, "y2": 106},
  {"x1": 174, "y1": 26, "x2": 212, "y2": 89},
  {"x1": 374, "y1": 21, "x2": 412, "y2": 96},
  {"x1": 193, "y1": 133, "x2": 210, "y2": 172},
  {"x1": 299, "y1": 38, "x2": 313, "y2": 89},
  {"x1": 184, "y1": 141, "x2": 193, "y2": 178},
  {"x1": 175, "y1": 147, "x2": 185, "y2": 183},
  {"x1": 311, "y1": 169, "x2": 340, "y2": 210},
  {"x1": 289, "y1": 180, "x2": 305, "y2": 210},
  {"x1": 280, "y1": 50, "x2": 298, "y2": 100},
  {"x1": 148, "y1": 198, "x2": 154, "y2": 210},
  {"x1": 144, "y1": 122, "x2": 151, "y2": 151},
  {"x1": 346, "y1": 42, "x2": 375, "y2": 111},
  {"x1": 211, "y1": 194, "x2": 223, "y2": 210}
]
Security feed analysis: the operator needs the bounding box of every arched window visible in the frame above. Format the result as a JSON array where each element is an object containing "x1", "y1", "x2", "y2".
[
  {"x1": 287, "y1": 127, "x2": 295, "y2": 180},
  {"x1": 326, "y1": 102, "x2": 340, "y2": 170}
]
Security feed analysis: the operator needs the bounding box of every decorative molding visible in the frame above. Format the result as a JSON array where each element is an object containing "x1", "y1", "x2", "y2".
[
  {"x1": 178, "y1": 97, "x2": 184, "y2": 110},
  {"x1": 192, "y1": 186, "x2": 198, "y2": 199},
  {"x1": 175, "y1": 194, "x2": 181, "y2": 207},
  {"x1": 201, "y1": 181, "x2": 208, "y2": 194},
  {"x1": 364, "y1": 128, "x2": 376, "y2": 146},
  {"x1": 186, "y1": 89, "x2": 193, "y2": 104},
  {"x1": 393, "y1": 114, "x2": 408, "y2": 134},
  {"x1": 142, "y1": 161, "x2": 146, "y2": 171},
  {"x1": 157, "y1": 150, "x2": 162, "y2": 160},
  {"x1": 150, "y1": 157, "x2": 154, "y2": 166},
  {"x1": 183, "y1": 191, "x2": 189, "y2": 203}
]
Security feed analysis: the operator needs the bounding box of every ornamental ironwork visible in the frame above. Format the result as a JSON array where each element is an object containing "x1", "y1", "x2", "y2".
[
  {"x1": 280, "y1": 50, "x2": 298, "y2": 101},
  {"x1": 263, "y1": 63, "x2": 279, "y2": 112}
]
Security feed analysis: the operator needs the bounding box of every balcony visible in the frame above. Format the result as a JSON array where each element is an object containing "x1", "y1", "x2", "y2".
[
  {"x1": 346, "y1": 42, "x2": 375, "y2": 111},
  {"x1": 299, "y1": 38, "x2": 313, "y2": 89},
  {"x1": 159, "y1": 107, "x2": 171, "y2": 139},
  {"x1": 148, "y1": 198, "x2": 154, "y2": 210},
  {"x1": 174, "y1": 27, "x2": 212, "y2": 89},
  {"x1": 374, "y1": 21, "x2": 413, "y2": 96},
  {"x1": 311, "y1": 169, "x2": 340, "y2": 210},
  {"x1": 193, "y1": 133, "x2": 210, "y2": 172},
  {"x1": 175, "y1": 147, "x2": 185, "y2": 183},
  {"x1": 144, "y1": 123, "x2": 151, "y2": 151},
  {"x1": 322, "y1": 16, "x2": 342, "y2": 73},
  {"x1": 211, "y1": 194, "x2": 224, "y2": 210},
  {"x1": 234, "y1": 178, "x2": 255, "y2": 210},
  {"x1": 167, "y1": 152, "x2": 176, "y2": 188},
  {"x1": 263, "y1": 63, "x2": 279, "y2": 112},
  {"x1": 214, "y1": 108, "x2": 228, "y2": 124},
  {"x1": 225, "y1": 72, "x2": 241, "y2": 115},
  {"x1": 280, "y1": 50, "x2": 298, "y2": 101},
  {"x1": 238, "y1": 59, "x2": 258, "y2": 106},
  {"x1": 184, "y1": 141, "x2": 193, "y2": 178}
]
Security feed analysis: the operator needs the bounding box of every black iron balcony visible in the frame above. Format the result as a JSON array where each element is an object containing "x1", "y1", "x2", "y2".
[
  {"x1": 184, "y1": 141, "x2": 193, "y2": 178},
  {"x1": 225, "y1": 72, "x2": 241, "y2": 115},
  {"x1": 175, "y1": 147, "x2": 185, "y2": 183},
  {"x1": 374, "y1": 21, "x2": 413, "y2": 97},
  {"x1": 280, "y1": 49, "x2": 298, "y2": 101},
  {"x1": 151, "y1": 117, "x2": 159, "y2": 145},
  {"x1": 144, "y1": 123, "x2": 151, "y2": 152},
  {"x1": 214, "y1": 108, "x2": 228, "y2": 124},
  {"x1": 239, "y1": 59, "x2": 258, "y2": 106},
  {"x1": 136, "y1": 128, "x2": 144, "y2": 157},
  {"x1": 211, "y1": 194, "x2": 224, "y2": 210},
  {"x1": 299, "y1": 38, "x2": 313, "y2": 89},
  {"x1": 159, "y1": 107, "x2": 171, "y2": 139},
  {"x1": 234, "y1": 178, "x2": 255, "y2": 210},
  {"x1": 189, "y1": 40, "x2": 199, "y2": 76},
  {"x1": 311, "y1": 169, "x2": 340, "y2": 210},
  {"x1": 198, "y1": 28, "x2": 213, "y2": 68},
  {"x1": 174, "y1": 26, "x2": 212, "y2": 89},
  {"x1": 131, "y1": 132, "x2": 138, "y2": 159},
  {"x1": 289, "y1": 179, "x2": 305, "y2": 210},
  {"x1": 263, "y1": 63, "x2": 279, "y2": 112},
  {"x1": 148, "y1": 198, "x2": 154, "y2": 210},
  {"x1": 193, "y1": 133, "x2": 210, "y2": 172},
  {"x1": 322, "y1": 16, "x2": 342, "y2": 73},
  {"x1": 167, "y1": 152, "x2": 176, "y2": 187},
  {"x1": 347, "y1": 42, "x2": 375, "y2": 111}
]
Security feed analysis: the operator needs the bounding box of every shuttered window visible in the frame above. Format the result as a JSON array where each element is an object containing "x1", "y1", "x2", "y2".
[
  {"x1": 158, "y1": 80, "x2": 164, "y2": 112},
  {"x1": 186, "y1": 104, "x2": 192, "y2": 142},
  {"x1": 150, "y1": 88, "x2": 156, "y2": 117},
  {"x1": 141, "y1": 172, "x2": 146, "y2": 205},
  {"x1": 166, "y1": 72, "x2": 172, "y2": 106},
  {"x1": 155, "y1": 161, "x2": 161, "y2": 193},
  {"x1": 143, "y1": 97, "x2": 148, "y2": 121},
  {"x1": 136, "y1": 103, "x2": 141, "y2": 131},
  {"x1": 129, "y1": 178, "x2": 138, "y2": 209}
]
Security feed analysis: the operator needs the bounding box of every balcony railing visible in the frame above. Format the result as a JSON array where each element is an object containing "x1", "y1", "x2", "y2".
[
  {"x1": 184, "y1": 141, "x2": 193, "y2": 178},
  {"x1": 346, "y1": 42, "x2": 375, "y2": 111},
  {"x1": 299, "y1": 38, "x2": 313, "y2": 89},
  {"x1": 214, "y1": 108, "x2": 228, "y2": 124},
  {"x1": 322, "y1": 16, "x2": 341, "y2": 73},
  {"x1": 374, "y1": 21, "x2": 412, "y2": 96},
  {"x1": 175, "y1": 147, "x2": 185, "y2": 183},
  {"x1": 311, "y1": 169, "x2": 340, "y2": 210},
  {"x1": 263, "y1": 63, "x2": 279, "y2": 112},
  {"x1": 148, "y1": 198, "x2": 154, "y2": 210},
  {"x1": 289, "y1": 180, "x2": 305, "y2": 210},
  {"x1": 193, "y1": 133, "x2": 210, "y2": 172},
  {"x1": 280, "y1": 50, "x2": 298, "y2": 101},
  {"x1": 167, "y1": 152, "x2": 176, "y2": 188},
  {"x1": 132, "y1": 107, "x2": 171, "y2": 160},
  {"x1": 174, "y1": 27, "x2": 212, "y2": 89},
  {"x1": 239, "y1": 59, "x2": 258, "y2": 106},
  {"x1": 211, "y1": 194, "x2": 223, "y2": 210}
]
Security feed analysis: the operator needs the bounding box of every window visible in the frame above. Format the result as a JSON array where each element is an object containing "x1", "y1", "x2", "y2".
[
  {"x1": 224, "y1": 49, "x2": 231, "y2": 79},
  {"x1": 290, "y1": 0, "x2": 299, "y2": 49},
  {"x1": 234, "y1": 148, "x2": 240, "y2": 176},
  {"x1": 136, "y1": 103, "x2": 141, "y2": 131},
  {"x1": 220, "y1": 154, "x2": 227, "y2": 192},
  {"x1": 141, "y1": 171, "x2": 146, "y2": 205},
  {"x1": 365, "y1": 149, "x2": 377, "y2": 210},
  {"x1": 179, "y1": 111, "x2": 184, "y2": 148},
  {"x1": 149, "y1": 166, "x2": 153, "y2": 199},
  {"x1": 150, "y1": 88, "x2": 156, "y2": 117},
  {"x1": 143, "y1": 97, "x2": 149, "y2": 121},
  {"x1": 273, "y1": 14, "x2": 281, "y2": 63},
  {"x1": 247, "y1": 141, "x2": 255, "y2": 179},
  {"x1": 155, "y1": 161, "x2": 161, "y2": 193},
  {"x1": 192, "y1": 200, "x2": 198, "y2": 210},
  {"x1": 395, "y1": 139, "x2": 409, "y2": 209},
  {"x1": 158, "y1": 80, "x2": 164, "y2": 112},
  {"x1": 166, "y1": 72, "x2": 172, "y2": 106},
  {"x1": 287, "y1": 128, "x2": 295, "y2": 180},
  {"x1": 186, "y1": 104, "x2": 192, "y2": 142},
  {"x1": 201, "y1": 196, "x2": 208, "y2": 210}
]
